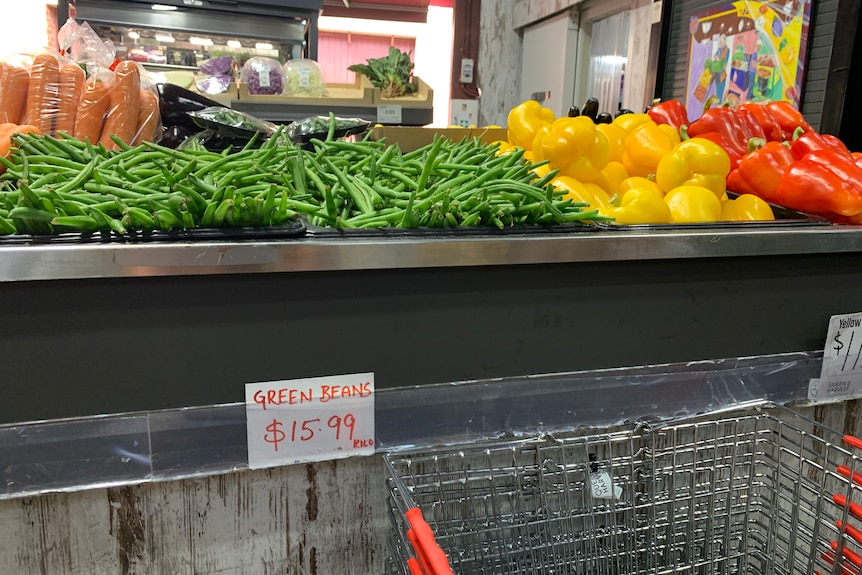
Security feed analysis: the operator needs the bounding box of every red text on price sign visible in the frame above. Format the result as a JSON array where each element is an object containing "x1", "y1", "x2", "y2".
[{"x1": 245, "y1": 373, "x2": 375, "y2": 468}]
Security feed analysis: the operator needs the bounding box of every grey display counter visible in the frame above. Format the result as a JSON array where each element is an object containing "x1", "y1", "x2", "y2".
[{"x1": 1, "y1": 226, "x2": 860, "y2": 425}]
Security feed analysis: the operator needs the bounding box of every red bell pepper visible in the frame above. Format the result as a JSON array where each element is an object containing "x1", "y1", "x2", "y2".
[
  {"x1": 736, "y1": 108, "x2": 766, "y2": 145},
  {"x1": 727, "y1": 169, "x2": 759, "y2": 196},
  {"x1": 790, "y1": 130, "x2": 851, "y2": 161},
  {"x1": 647, "y1": 99, "x2": 689, "y2": 131},
  {"x1": 687, "y1": 107, "x2": 763, "y2": 165},
  {"x1": 776, "y1": 160, "x2": 862, "y2": 218},
  {"x1": 803, "y1": 149, "x2": 862, "y2": 198},
  {"x1": 766, "y1": 101, "x2": 812, "y2": 140},
  {"x1": 738, "y1": 103, "x2": 783, "y2": 142},
  {"x1": 730, "y1": 141, "x2": 794, "y2": 204}
]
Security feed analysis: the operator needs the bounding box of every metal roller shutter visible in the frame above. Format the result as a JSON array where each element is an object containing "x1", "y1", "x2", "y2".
[{"x1": 660, "y1": 0, "x2": 838, "y2": 132}]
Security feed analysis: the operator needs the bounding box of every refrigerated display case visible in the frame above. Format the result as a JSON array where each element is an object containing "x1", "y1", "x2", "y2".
[{"x1": 61, "y1": 0, "x2": 321, "y2": 65}]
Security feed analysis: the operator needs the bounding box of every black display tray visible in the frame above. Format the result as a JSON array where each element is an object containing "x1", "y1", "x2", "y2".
[
  {"x1": 0, "y1": 220, "x2": 307, "y2": 245},
  {"x1": 305, "y1": 220, "x2": 601, "y2": 238}
]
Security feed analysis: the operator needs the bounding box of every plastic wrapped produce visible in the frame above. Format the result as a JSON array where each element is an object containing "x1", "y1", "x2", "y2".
[
  {"x1": 195, "y1": 75, "x2": 233, "y2": 95},
  {"x1": 283, "y1": 58, "x2": 326, "y2": 97},
  {"x1": 199, "y1": 56, "x2": 235, "y2": 76},
  {"x1": 241, "y1": 57, "x2": 283, "y2": 95}
]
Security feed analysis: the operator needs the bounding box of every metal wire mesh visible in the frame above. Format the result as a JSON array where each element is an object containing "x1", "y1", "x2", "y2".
[{"x1": 385, "y1": 404, "x2": 862, "y2": 575}]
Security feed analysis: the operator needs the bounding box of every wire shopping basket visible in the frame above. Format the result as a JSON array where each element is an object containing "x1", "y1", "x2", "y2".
[{"x1": 384, "y1": 403, "x2": 862, "y2": 575}]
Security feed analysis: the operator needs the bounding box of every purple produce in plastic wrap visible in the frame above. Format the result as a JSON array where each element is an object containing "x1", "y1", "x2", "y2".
[
  {"x1": 199, "y1": 55, "x2": 235, "y2": 76},
  {"x1": 242, "y1": 57, "x2": 283, "y2": 95},
  {"x1": 196, "y1": 75, "x2": 234, "y2": 95}
]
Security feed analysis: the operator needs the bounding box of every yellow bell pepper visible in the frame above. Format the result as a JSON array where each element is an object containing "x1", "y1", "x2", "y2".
[
  {"x1": 721, "y1": 194, "x2": 775, "y2": 221},
  {"x1": 622, "y1": 122, "x2": 681, "y2": 179},
  {"x1": 620, "y1": 176, "x2": 663, "y2": 198},
  {"x1": 612, "y1": 113, "x2": 653, "y2": 134},
  {"x1": 553, "y1": 176, "x2": 611, "y2": 208},
  {"x1": 531, "y1": 162, "x2": 552, "y2": 181},
  {"x1": 599, "y1": 187, "x2": 672, "y2": 224},
  {"x1": 595, "y1": 161, "x2": 629, "y2": 197},
  {"x1": 655, "y1": 137, "x2": 731, "y2": 198},
  {"x1": 507, "y1": 100, "x2": 555, "y2": 151},
  {"x1": 491, "y1": 140, "x2": 516, "y2": 155},
  {"x1": 533, "y1": 116, "x2": 610, "y2": 182},
  {"x1": 664, "y1": 185, "x2": 722, "y2": 222},
  {"x1": 596, "y1": 123, "x2": 627, "y2": 163}
]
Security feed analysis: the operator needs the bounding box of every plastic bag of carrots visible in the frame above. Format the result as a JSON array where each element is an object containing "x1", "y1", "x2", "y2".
[
  {"x1": 0, "y1": 50, "x2": 161, "y2": 148},
  {"x1": 57, "y1": 17, "x2": 162, "y2": 149}
]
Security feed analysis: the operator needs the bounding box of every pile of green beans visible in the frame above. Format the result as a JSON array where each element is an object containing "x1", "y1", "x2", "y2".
[
  {"x1": 0, "y1": 128, "x2": 604, "y2": 236},
  {"x1": 0, "y1": 131, "x2": 301, "y2": 235},
  {"x1": 298, "y1": 136, "x2": 602, "y2": 229}
]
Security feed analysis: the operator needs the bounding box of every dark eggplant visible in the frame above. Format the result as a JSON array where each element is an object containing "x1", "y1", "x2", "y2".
[
  {"x1": 595, "y1": 112, "x2": 613, "y2": 124},
  {"x1": 567, "y1": 105, "x2": 580, "y2": 118},
  {"x1": 159, "y1": 125, "x2": 197, "y2": 149},
  {"x1": 582, "y1": 98, "x2": 599, "y2": 121},
  {"x1": 614, "y1": 108, "x2": 634, "y2": 118},
  {"x1": 156, "y1": 83, "x2": 227, "y2": 132}
]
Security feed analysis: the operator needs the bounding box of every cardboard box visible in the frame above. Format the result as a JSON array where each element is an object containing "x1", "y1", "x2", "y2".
[
  {"x1": 369, "y1": 127, "x2": 508, "y2": 152},
  {"x1": 372, "y1": 77, "x2": 433, "y2": 108},
  {"x1": 237, "y1": 76, "x2": 374, "y2": 106}
]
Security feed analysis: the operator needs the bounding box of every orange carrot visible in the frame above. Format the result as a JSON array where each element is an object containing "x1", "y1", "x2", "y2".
[
  {"x1": 73, "y1": 77, "x2": 111, "y2": 143},
  {"x1": 0, "y1": 63, "x2": 30, "y2": 124},
  {"x1": 132, "y1": 88, "x2": 159, "y2": 145},
  {"x1": 0, "y1": 123, "x2": 40, "y2": 174},
  {"x1": 23, "y1": 53, "x2": 60, "y2": 135},
  {"x1": 99, "y1": 60, "x2": 140, "y2": 150},
  {"x1": 55, "y1": 63, "x2": 85, "y2": 136}
]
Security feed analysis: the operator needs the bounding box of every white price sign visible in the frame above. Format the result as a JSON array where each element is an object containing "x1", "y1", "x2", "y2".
[
  {"x1": 809, "y1": 312, "x2": 862, "y2": 402},
  {"x1": 245, "y1": 373, "x2": 375, "y2": 469},
  {"x1": 377, "y1": 104, "x2": 403, "y2": 124}
]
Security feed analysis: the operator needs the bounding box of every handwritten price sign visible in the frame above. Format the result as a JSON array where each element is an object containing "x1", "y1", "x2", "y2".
[
  {"x1": 810, "y1": 312, "x2": 862, "y2": 402},
  {"x1": 245, "y1": 373, "x2": 375, "y2": 469}
]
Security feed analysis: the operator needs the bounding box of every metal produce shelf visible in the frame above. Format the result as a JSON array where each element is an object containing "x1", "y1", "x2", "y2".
[{"x1": 0, "y1": 225, "x2": 860, "y2": 282}]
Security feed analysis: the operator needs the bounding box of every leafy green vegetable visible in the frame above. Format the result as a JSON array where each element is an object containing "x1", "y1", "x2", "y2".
[{"x1": 348, "y1": 47, "x2": 418, "y2": 98}]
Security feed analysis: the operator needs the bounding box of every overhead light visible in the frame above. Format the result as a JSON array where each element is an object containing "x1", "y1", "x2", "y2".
[
  {"x1": 128, "y1": 31, "x2": 140, "y2": 39},
  {"x1": 255, "y1": 42, "x2": 273, "y2": 50},
  {"x1": 227, "y1": 40, "x2": 242, "y2": 48},
  {"x1": 151, "y1": 4, "x2": 178, "y2": 10},
  {"x1": 155, "y1": 34, "x2": 176, "y2": 43},
  {"x1": 190, "y1": 36, "x2": 213, "y2": 46}
]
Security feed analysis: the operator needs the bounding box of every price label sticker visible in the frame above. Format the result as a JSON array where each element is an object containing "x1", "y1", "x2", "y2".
[
  {"x1": 259, "y1": 69, "x2": 271, "y2": 89},
  {"x1": 589, "y1": 470, "x2": 623, "y2": 500},
  {"x1": 245, "y1": 373, "x2": 375, "y2": 469},
  {"x1": 377, "y1": 104, "x2": 403, "y2": 124},
  {"x1": 810, "y1": 312, "x2": 862, "y2": 402}
]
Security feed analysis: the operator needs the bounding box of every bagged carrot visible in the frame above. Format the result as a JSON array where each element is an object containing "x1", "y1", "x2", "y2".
[
  {"x1": 73, "y1": 74, "x2": 111, "y2": 143},
  {"x1": 23, "y1": 53, "x2": 61, "y2": 134},
  {"x1": 55, "y1": 62, "x2": 85, "y2": 135},
  {"x1": 132, "y1": 88, "x2": 160, "y2": 145},
  {"x1": 99, "y1": 60, "x2": 140, "y2": 150},
  {"x1": 0, "y1": 62, "x2": 30, "y2": 124}
]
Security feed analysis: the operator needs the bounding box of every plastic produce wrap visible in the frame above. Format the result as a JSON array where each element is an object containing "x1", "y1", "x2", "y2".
[
  {"x1": 286, "y1": 115, "x2": 370, "y2": 143},
  {"x1": 195, "y1": 74, "x2": 234, "y2": 95},
  {"x1": 188, "y1": 106, "x2": 277, "y2": 139},
  {"x1": 0, "y1": 60, "x2": 31, "y2": 125},
  {"x1": 283, "y1": 58, "x2": 326, "y2": 97},
  {"x1": 199, "y1": 55, "x2": 235, "y2": 76},
  {"x1": 241, "y1": 57, "x2": 283, "y2": 95},
  {"x1": 55, "y1": 19, "x2": 162, "y2": 147}
]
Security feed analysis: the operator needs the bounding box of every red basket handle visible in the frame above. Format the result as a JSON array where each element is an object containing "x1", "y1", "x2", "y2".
[{"x1": 405, "y1": 507, "x2": 455, "y2": 575}]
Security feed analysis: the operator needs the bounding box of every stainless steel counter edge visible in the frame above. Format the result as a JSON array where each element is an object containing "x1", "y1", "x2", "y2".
[{"x1": 3, "y1": 225, "x2": 862, "y2": 282}]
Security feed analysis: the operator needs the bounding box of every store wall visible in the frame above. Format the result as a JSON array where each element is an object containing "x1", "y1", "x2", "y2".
[
  {"x1": 477, "y1": 0, "x2": 523, "y2": 126},
  {"x1": 660, "y1": 0, "x2": 838, "y2": 132}
]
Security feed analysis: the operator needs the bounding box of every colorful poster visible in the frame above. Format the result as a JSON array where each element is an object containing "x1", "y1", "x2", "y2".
[{"x1": 684, "y1": 1, "x2": 812, "y2": 122}]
